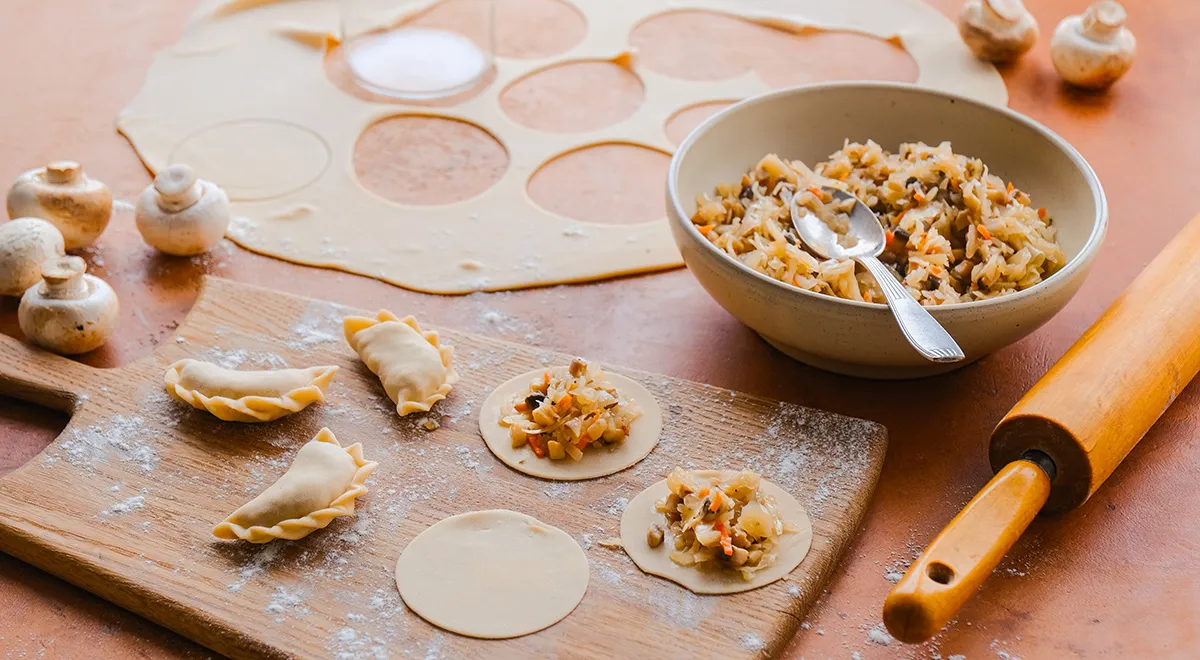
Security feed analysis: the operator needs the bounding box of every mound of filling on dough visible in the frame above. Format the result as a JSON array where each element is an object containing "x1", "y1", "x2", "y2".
[
  {"x1": 649, "y1": 468, "x2": 796, "y2": 580},
  {"x1": 690, "y1": 140, "x2": 1065, "y2": 305},
  {"x1": 500, "y1": 358, "x2": 641, "y2": 461}
]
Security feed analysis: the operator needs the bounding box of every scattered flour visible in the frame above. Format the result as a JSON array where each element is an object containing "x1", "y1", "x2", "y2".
[
  {"x1": 647, "y1": 587, "x2": 715, "y2": 629},
  {"x1": 102, "y1": 494, "x2": 145, "y2": 516},
  {"x1": 52, "y1": 415, "x2": 159, "y2": 474},
  {"x1": 286, "y1": 300, "x2": 349, "y2": 350},
  {"x1": 606, "y1": 497, "x2": 629, "y2": 516},
  {"x1": 595, "y1": 564, "x2": 623, "y2": 586},
  {"x1": 543, "y1": 482, "x2": 574, "y2": 499},
  {"x1": 867, "y1": 623, "x2": 894, "y2": 646},
  {"x1": 423, "y1": 632, "x2": 445, "y2": 660},
  {"x1": 204, "y1": 347, "x2": 288, "y2": 370},
  {"x1": 336, "y1": 514, "x2": 374, "y2": 546},
  {"x1": 265, "y1": 586, "x2": 309, "y2": 622},
  {"x1": 325, "y1": 625, "x2": 388, "y2": 660},
  {"x1": 739, "y1": 632, "x2": 766, "y2": 651},
  {"x1": 227, "y1": 543, "x2": 285, "y2": 593}
]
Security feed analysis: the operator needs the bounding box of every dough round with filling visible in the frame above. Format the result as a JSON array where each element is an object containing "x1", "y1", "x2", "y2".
[
  {"x1": 479, "y1": 368, "x2": 663, "y2": 481},
  {"x1": 620, "y1": 471, "x2": 813, "y2": 594},
  {"x1": 395, "y1": 510, "x2": 588, "y2": 639}
]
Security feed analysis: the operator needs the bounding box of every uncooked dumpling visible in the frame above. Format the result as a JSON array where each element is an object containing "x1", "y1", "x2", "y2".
[
  {"x1": 165, "y1": 358, "x2": 338, "y2": 422},
  {"x1": 343, "y1": 311, "x2": 457, "y2": 417},
  {"x1": 213, "y1": 428, "x2": 377, "y2": 543}
]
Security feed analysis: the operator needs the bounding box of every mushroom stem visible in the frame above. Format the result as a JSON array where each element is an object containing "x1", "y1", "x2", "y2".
[
  {"x1": 984, "y1": 0, "x2": 1022, "y2": 23},
  {"x1": 1081, "y1": 0, "x2": 1126, "y2": 41},
  {"x1": 155, "y1": 165, "x2": 204, "y2": 213},
  {"x1": 45, "y1": 161, "x2": 82, "y2": 185},
  {"x1": 39, "y1": 256, "x2": 89, "y2": 300}
]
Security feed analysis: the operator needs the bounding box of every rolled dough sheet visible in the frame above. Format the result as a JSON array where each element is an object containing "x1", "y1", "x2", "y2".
[
  {"x1": 394, "y1": 509, "x2": 589, "y2": 639},
  {"x1": 479, "y1": 368, "x2": 663, "y2": 480},
  {"x1": 620, "y1": 470, "x2": 813, "y2": 594},
  {"x1": 118, "y1": 0, "x2": 1006, "y2": 293}
]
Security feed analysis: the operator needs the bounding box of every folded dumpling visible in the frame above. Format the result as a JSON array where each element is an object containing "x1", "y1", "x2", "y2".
[
  {"x1": 213, "y1": 428, "x2": 377, "y2": 543},
  {"x1": 343, "y1": 311, "x2": 458, "y2": 417},
  {"x1": 164, "y1": 358, "x2": 338, "y2": 422}
]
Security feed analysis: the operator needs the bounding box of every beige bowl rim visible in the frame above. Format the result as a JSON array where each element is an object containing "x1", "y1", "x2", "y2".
[{"x1": 666, "y1": 81, "x2": 1109, "y2": 313}]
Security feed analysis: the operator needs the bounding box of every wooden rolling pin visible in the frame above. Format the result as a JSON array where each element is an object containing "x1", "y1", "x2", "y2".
[{"x1": 883, "y1": 212, "x2": 1200, "y2": 643}]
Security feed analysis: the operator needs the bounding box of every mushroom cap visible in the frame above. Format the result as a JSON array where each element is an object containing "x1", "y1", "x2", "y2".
[{"x1": 0, "y1": 218, "x2": 66, "y2": 296}]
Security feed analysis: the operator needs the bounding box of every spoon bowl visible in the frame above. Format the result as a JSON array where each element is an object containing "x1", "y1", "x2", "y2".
[
  {"x1": 789, "y1": 186, "x2": 965, "y2": 364},
  {"x1": 790, "y1": 188, "x2": 886, "y2": 260}
]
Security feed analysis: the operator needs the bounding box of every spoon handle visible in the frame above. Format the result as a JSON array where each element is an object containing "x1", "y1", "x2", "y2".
[{"x1": 856, "y1": 256, "x2": 965, "y2": 363}]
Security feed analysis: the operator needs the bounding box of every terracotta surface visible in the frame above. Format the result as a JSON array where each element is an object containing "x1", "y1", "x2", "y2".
[{"x1": 0, "y1": 1, "x2": 1197, "y2": 658}]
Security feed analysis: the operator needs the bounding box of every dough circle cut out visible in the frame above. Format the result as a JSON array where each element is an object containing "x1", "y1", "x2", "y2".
[
  {"x1": 479, "y1": 367, "x2": 663, "y2": 480},
  {"x1": 119, "y1": 0, "x2": 1005, "y2": 293},
  {"x1": 620, "y1": 470, "x2": 814, "y2": 594},
  {"x1": 395, "y1": 510, "x2": 589, "y2": 639},
  {"x1": 169, "y1": 119, "x2": 332, "y2": 201}
]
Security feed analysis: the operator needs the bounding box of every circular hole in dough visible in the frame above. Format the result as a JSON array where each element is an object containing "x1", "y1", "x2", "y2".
[
  {"x1": 527, "y1": 143, "x2": 670, "y2": 225},
  {"x1": 479, "y1": 367, "x2": 663, "y2": 480},
  {"x1": 500, "y1": 59, "x2": 644, "y2": 133},
  {"x1": 664, "y1": 100, "x2": 735, "y2": 147},
  {"x1": 169, "y1": 119, "x2": 332, "y2": 201},
  {"x1": 620, "y1": 470, "x2": 814, "y2": 594},
  {"x1": 395, "y1": 509, "x2": 589, "y2": 638},
  {"x1": 630, "y1": 10, "x2": 917, "y2": 87},
  {"x1": 354, "y1": 115, "x2": 509, "y2": 206},
  {"x1": 410, "y1": 0, "x2": 587, "y2": 60}
]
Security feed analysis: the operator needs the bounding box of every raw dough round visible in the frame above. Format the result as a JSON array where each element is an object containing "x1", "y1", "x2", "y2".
[
  {"x1": 395, "y1": 510, "x2": 588, "y2": 639},
  {"x1": 479, "y1": 368, "x2": 663, "y2": 481},
  {"x1": 620, "y1": 470, "x2": 813, "y2": 594}
]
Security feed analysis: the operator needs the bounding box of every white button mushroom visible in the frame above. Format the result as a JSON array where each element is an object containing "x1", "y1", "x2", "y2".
[
  {"x1": 135, "y1": 164, "x2": 231, "y2": 256},
  {"x1": 6, "y1": 161, "x2": 113, "y2": 250},
  {"x1": 0, "y1": 218, "x2": 66, "y2": 297},
  {"x1": 1051, "y1": 1, "x2": 1135, "y2": 90},
  {"x1": 958, "y1": 0, "x2": 1039, "y2": 63},
  {"x1": 18, "y1": 256, "x2": 119, "y2": 355}
]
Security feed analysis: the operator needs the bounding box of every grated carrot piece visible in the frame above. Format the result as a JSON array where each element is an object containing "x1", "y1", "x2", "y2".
[
  {"x1": 698, "y1": 224, "x2": 715, "y2": 236},
  {"x1": 1037, "y1": 207, "x2": 1047, "y2": 220},
  {"x1": 1007, "y1": 181, "x2": 1014, "y2": 193},
  {"x1": 977, "y1": 224, "x2": 992, "y2": 241},
  {"x1": 709, "y1": 490, "x2": 723, "y2": 512}
]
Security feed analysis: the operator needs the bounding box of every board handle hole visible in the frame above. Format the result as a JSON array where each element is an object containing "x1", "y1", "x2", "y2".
[{"x1": 926, "y1": 561, "x2": 955, "y2": 585}]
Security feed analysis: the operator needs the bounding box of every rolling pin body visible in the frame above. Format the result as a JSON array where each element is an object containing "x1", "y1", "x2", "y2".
[
  {"x1": 885, "y1": 212, "x2": 1200, "y2": 642},
  {"x1": 993, "y1": 213, "x2": 1200, "y2": 512}
]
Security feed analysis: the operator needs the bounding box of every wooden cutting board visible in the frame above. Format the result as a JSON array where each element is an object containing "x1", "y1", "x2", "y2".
[{"x1": 0, "y1": 277, "x2": 886, "y2": 660}]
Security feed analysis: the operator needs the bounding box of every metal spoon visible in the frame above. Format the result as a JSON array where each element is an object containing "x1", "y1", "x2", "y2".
[{"x1": 789, "y1": 187, "x2": 965, "y2": 363}]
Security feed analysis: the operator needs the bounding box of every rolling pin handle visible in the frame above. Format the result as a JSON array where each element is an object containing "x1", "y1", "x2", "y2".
[{"x1": 882, "y1": 458, "x2": 1053, "y2": 643}]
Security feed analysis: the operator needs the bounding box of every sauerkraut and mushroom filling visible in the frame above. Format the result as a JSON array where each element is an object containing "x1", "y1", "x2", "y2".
[
  {"x1": 690, "y1": 140, "x2": 1066, "y2": 305},
  {"x1": 500, "y1": 358, "x2": 642, "y2": 461},
  {"x1": 650, "y1": 468, "x2": 798, "y2": 580}
]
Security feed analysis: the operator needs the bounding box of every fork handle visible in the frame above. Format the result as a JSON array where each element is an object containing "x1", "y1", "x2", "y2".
[{"x1": 856, "y1": 256, "x2": 965, "y2": 363}]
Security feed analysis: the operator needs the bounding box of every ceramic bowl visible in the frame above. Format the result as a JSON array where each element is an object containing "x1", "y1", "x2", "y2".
[{"x1": 667, "y1": 82, "x2": 1107, "y2": 379}]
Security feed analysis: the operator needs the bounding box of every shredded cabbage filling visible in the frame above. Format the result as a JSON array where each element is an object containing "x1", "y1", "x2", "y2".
[
  {"x1": 652, "y1": 468, "x2": 796, "y2": 581},
  {"x1": 500, "y1": 358, "x2": 641, "y2": 461}
]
